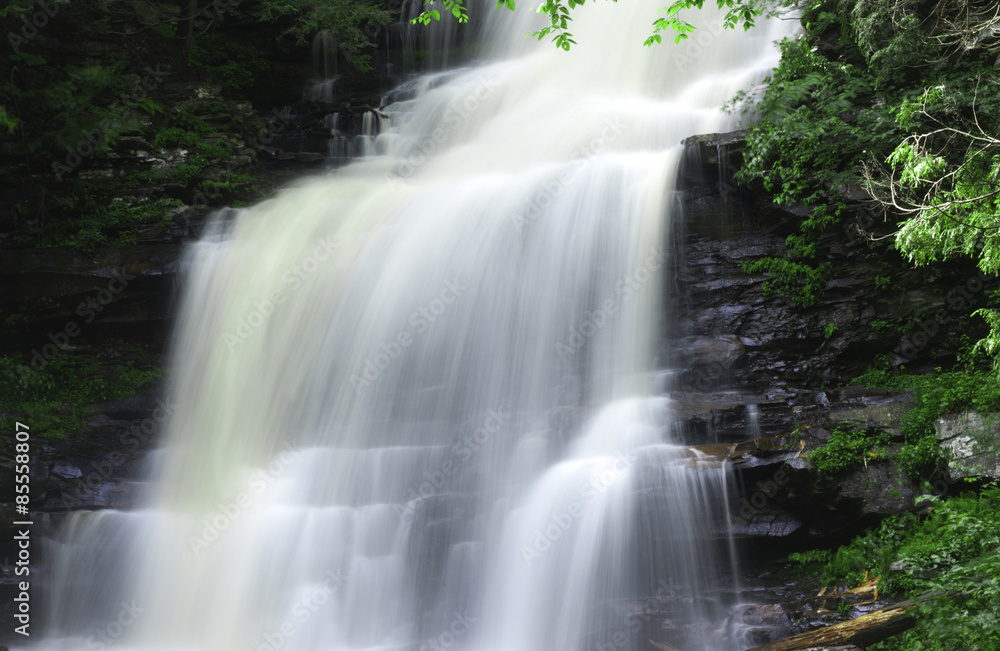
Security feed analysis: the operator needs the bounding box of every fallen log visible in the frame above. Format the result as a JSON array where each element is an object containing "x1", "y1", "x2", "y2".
[
  {"x1": 744, "y1": 592, "x2": 943, "y2": 651},
  {"x1": 650, "y1": 642, "x2": 681, "y2": 651}
]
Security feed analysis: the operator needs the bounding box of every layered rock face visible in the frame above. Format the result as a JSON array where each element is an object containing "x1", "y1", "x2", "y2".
[{"x1": 671, "y1": 132, "x2": 998, "y2": 512}]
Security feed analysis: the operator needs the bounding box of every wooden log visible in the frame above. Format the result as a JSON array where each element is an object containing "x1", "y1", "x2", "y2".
[
  {"x1": 650, "y1": 642, "x2": 681, "y2": 651},
  {"x1": 743, "y1": 593, "x2": 941, "y2": 651}
]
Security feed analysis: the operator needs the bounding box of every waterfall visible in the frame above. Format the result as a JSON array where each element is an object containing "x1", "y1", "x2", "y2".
[
  {"x1": 325, "y1": 111, "x2": 389, "y2": 166},
  {"x1": 308, "y1": 30, "x2": 339, "y2": 102},
  {"x1": 34, "y1": 2, "x2": 792, "y2": 650},
  {"x1": 746, "y1": 405, "x2": 761, "y2": 439},
  {"x1": 399, "y1": 0, "x2": 484, "y2": 71}
]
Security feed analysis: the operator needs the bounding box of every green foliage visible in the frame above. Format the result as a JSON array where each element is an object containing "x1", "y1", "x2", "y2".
[
  {"x1": 883, "y1": 80, "x2": 1000, "y2": 270},
  {"x1": 189, "y1": 36, "x2": 270, "y2": 94},
  {"x1": 852, "y1": 363, "x2": 1000, "y2": 478},
  {"x1": 413, "y1": 0, "x2": 764, "y2": 51},
  {"x1": 174, "y1": 109, "x2": 212, "y2": 134},
  {"x1": 844, "y1": 0, "x2": 1000, "y2": 371},
  {"x1": 840, "y1": 0, "x2": 936, "y2": 89},
  {"x1": 137, "y1": 97, "x2": 165, "y2": 117},
  {"x1": 895, "y1": 434, "x2": 941, "y2": 480},
  {"x1": 0, "y1": 105, "x2": 18, "y2": 132},
  {"x1": 413, "y1": 0, "x2": 470, "y2": 25},
  {"x1": 808, "y1": 428, "x2": 891, "y2": 475},
  {"x1": 815, "y1": 488, "x2": 1000, "y2": 650},
  {"x1": 732, "y1": 35, "x2": 892, "y2": 211},
  {"x1": 788, "y1": 548, "x2": 833, "y2": 565},
  {"x1": 741, "y1": 257, "x2": 829, "y2": 308},
  {"x1": 729, "y1": 28, "x2": 901, "y2": 305},
  {"x1": 154, "y1": 127, "x2": 202, "y2": 149},
  {"x1": 870, "y1": 318, "x2": 894, "y2": 333},
  {"x1": 824, "y1": 322, "x2": 839, "y2": 338},
  {"x1": 3, "y1": 58, "x2": 127, "y2": 153},
  {"x1": 11, "y1": 171, "x2": 182, "y2": 251},
  {"x1": 733, "y1": 0, "x2": 1000, "y2": 372},
  {"x1": 0, "y1": 354, "x2": 161, "y2": 440},
  {"x1": 0, "y1": 0, "x2": 46, "y2": 21},
  {"x1": 784, "y1": 548, "x2": 835, "y2": 580},
  {"x1": 646, "y1": 0, "x2": 762, "y2": 46},
  {"x1": 167, "y1": 136, "x2": 238, "y2": 182},
  {"x1": 854, "y1": 365, "x2": 1000, "y2": 439}
]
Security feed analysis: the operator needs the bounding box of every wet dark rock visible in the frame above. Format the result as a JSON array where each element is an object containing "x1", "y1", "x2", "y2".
[
  {"x1": 0, "y1": 243, "x2": 181, "y2": 353},
  {"x1": 726, "y1": 440, "x2": 919, "y2": 541},
  {"x1": 835, "y1": 460, "x2": 917, "y2": 516},
  {"x1": 935, "y1": 411, "x2": 1000, "y2": 480},
  {"x1": 731, "y1": 602, "x2": 796, "y2": 647},
  {"x1": 665, "y1": 334, "x2": 746, "y2": 372},
  {"x1": 824, "y1": 389, "x2": 913, "y2": 438},
  {"x1": 50, "y1": 462, "x2": 83, "y2": 480},
  {"x1": 22, "y1": 392, "x2": 167, "y2": 513},
  {"x1": 734, "y1": 511, "x2": 806, "y2": 538}
]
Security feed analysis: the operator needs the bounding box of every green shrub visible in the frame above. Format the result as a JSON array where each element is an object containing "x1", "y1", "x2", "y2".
[
  {"x1": 853, "y1": 365, "x2": 1000, "y2": 439},
  {"x1": 154, "y1": 127, "x2": 202, "y2": 149},
  {"x1": 808, "y1": 428, "x2": 892, "y2": 475},
  {"x1": 741, "y1": 258, "x2": 830, "y2": 308},
  {"x1": 815, "y1": 488, "x2": 1000, "y2": 650},
  {"x1": 0, "y1": 354, "x2": 162, "y2": 441},
  {"x1": 851, "y1": 363, "x2": 1000, "y2": 479},
  {"x1": 189, "y1": 36, "x2": 270, "y2": 94}
]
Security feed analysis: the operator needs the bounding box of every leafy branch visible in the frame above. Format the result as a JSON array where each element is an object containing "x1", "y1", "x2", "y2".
[
  {"x1": 864, "y1": 81, "x2": 1000, "y2": 264},
  {"x1": 411, "y1": 0, "x2": 766, "y2": 50},
  {"x1": 411, "y1": 0, "x2": 471, "y2": 26}
]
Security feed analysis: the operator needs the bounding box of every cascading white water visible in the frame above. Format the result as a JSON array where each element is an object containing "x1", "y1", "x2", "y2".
[
  {"x1": 309, "y1": 30, "x2": 339, "y2": 102},
  {"x1": 35, "y1": 3, "x2": 792, "y2": 650},
  {"x1": 325, "y1": 111, "x2": 389, "y2": 165}
]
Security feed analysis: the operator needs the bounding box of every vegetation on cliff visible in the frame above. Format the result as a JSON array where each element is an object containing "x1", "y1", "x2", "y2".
[
  {"x1": 732, "y1": 0, "x2": 1000, "y2": 370},
  {"x1": 0, "y1": 353, "x2": 162, "y2": 445},
  {"x1": 789, "y1": 486, "x2": 1000, "y2": 650},
  {"x1": 737, "y1": 2, "x2": 1000, "y2": 646},
  {"x1": 0, "y1": 0, "x2": 392, "y2": 251}
]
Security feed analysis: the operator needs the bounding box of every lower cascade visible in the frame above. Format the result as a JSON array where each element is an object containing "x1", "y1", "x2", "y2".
[{"x1": 34, "y1": 2, "x2": 792, "y2": 650}]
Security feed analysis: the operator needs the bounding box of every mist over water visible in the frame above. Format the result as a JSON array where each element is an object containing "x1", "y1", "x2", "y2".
[{"x1": 36, "y1": 2, "x2": 792, "y2": 649}]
